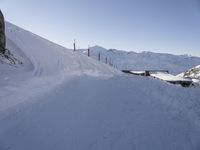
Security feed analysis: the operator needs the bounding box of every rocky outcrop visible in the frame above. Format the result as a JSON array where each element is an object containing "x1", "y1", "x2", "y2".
[{"x1": 0, "y1": 10, "x2": 6, "y2": 54}]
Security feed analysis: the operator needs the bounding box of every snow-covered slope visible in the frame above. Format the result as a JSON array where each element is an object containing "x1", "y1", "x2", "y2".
[
  {"x1": 5, "y1": 23, "x2": 119, "y2": 77},
  {"x1": 1, "y1": 23, "x2": 200, "y2": 150},
  {"x1": 0, "y1": 22, "x2": 119, "y2": 111},
  {"x1": 78, "y1": 46, "x2": 200, "y2": 74}
]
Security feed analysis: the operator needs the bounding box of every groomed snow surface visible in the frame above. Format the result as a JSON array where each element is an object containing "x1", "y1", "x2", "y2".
[{"x1": 1, "y1": 22, "x2": 200, "y2": 150}]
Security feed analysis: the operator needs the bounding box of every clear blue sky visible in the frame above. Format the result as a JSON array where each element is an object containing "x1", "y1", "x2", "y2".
[{"x1": 0, "y1": 0, "x2": 200, "y2": 56}]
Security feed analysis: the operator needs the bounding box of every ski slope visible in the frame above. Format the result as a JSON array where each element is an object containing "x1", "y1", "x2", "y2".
[{"x1": 1, "y1": 22, "x2": 200, "y2": 150}]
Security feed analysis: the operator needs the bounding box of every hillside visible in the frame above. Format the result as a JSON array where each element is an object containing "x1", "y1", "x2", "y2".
[
  {"x1": 1, "y1": 23, "x2": 200, "y2": 150},
  {"x1": 0, "y1": 22, "x2": 119, "y2": 111},
  {"x1": 78, "y1": 46, "x2": 200, "y2": 74}
]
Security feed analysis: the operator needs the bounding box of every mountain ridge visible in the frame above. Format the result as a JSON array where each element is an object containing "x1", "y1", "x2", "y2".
[{"x1": 78, "y1": 46, "x2": 200, "y2": 74}]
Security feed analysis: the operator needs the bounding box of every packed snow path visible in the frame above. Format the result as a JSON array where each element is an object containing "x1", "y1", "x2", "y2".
[{"x1": 1, "y1": 76, "x2": 200, "y2": 150}]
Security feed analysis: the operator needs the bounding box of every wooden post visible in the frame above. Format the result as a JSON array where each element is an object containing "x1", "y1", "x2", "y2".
[
  {"x1": 73, "y1": 39, "x2": 76, "y2": 51},
  {"x1": 88, "y1": 46, "x2": 90, "y2": 57},
  {"x1": 98, "y1": 52, "x2": 101, "y2": 61}
]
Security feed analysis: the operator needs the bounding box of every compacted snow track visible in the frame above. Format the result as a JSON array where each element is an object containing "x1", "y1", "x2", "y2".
[{"x1": 1, "y1": 76, "x2": 200, "y2": 150}]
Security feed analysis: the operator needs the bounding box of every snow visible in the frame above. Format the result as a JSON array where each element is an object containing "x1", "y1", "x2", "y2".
[
  {"x1": 78, "y1": 46, "x2": 200, "y2": 74},
  {"x1": 178, "y1": 65, "x2": 200, "y2": 85},
  {"x1": 0, "y1": 22, "x2": 120, "y2": 111},
  {"x1": 184, "y1": 65, "x2": 200, "y2": 80},
  {"x1": 150, "y1": 72, "x2": 191, "y2": 82},
  {"x1": 130, "y1": 71, "x2": 145, "y2": 74},
  {"x1": 1, "y1": 22, "x2": 200, "y2": 150},
  {"x1": 1, "y1": 76, "x2": 200, "y2": 150}
]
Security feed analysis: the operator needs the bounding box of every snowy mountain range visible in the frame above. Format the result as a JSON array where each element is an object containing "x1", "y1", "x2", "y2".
[
  {"x1": 1, "y1": 22, "x2": 200, "y2": 150},
  {"x1": 78, "y1": 46, "x2": 200, "y2": 74}
]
